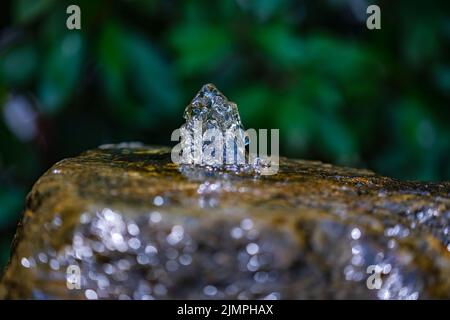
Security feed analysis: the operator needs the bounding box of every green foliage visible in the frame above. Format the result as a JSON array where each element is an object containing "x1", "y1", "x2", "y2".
[
  {"x1": 1, "y1": 0, "x2": 450, "y2": 268},
  {"x1": 13, "y1": 0, "x2": 54, "y2": 24},
  {"x1": 0, "y1": 187, "x2": 25, "y2": 227},
  {"x1": 0, "y1": 44, "x2": 38, "y2": 87},
  {"x1": 99, "y1": 21, "x2": 181, "y2": 128},
  {"x1": 0, "y1": 186, "x2": 26, "y2": 267},
  {"x1": 170, "y1": 23, "x2": 234, "y2": 76},
  {"x1": 38, "y1": 32, "x2": 85, "y2": 113}
]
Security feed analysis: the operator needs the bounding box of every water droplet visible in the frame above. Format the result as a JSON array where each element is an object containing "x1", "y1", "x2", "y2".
[
  {"x1": 230, "y1": 227, "x2": 243, "y2": 239},
  {"x1": 241, "y1": 219, "x2": 253, "y2": 230},
  {"x1": 246, "y1": 243, "x2": 259, "y2": 255},
  {"x1": 150, "y1": 211, "x2": 162, "y2": 223},
  {"x1": 21, "y1": 257, "x2": 30, "y2": 268},
  {"x1": 127, "y1": 223, "x2": 140, "y2": 236},
  {"x1": 85, "y1": 289, "x2": 98, "y2": 300},
  {"x1": 203, "y1": 285, "x2": 218, "y2": 296},
  {"x1": 179, "y1": 254, "x2": 192, "y2": 266},
  {"x1": 153, "y1": 196, "x2": 164, "y2": 206},
  {"x1": 351, "y1": 228, "x2": 361, "y2": 240}
]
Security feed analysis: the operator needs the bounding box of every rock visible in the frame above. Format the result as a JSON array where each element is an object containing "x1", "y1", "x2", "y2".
[{"x1": 1, "y1": 143, "x2": 449, "y2": 299}]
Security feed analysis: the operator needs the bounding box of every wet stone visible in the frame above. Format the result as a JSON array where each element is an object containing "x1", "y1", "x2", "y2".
[{"x1": 1, "y1": 143, "x2": 450, "y2": 299}]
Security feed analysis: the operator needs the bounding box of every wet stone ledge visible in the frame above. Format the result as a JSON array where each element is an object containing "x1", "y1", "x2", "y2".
[{"x1": 0, "y1": 143, "x2": 449, "y2": 299}]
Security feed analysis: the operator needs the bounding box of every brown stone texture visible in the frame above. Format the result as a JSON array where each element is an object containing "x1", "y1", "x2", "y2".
[{"x1": 1, "y1": 143, "x2": 449, "y2": 299}]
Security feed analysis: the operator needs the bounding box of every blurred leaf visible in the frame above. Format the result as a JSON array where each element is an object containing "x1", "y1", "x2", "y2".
[
  {"x1": 394, "y1": 98, "x2": 437, "y2": 153},
  {"x1": 303, "y1": 35, "x2": 377, "y2": 85},
  {"x1": 402, "y1": 21, "x2": 439, "y2": 68},
  {"x1": 317, "y1": 116, "x2": 357, "y2": 165},
  {"x1": 13, "y1": 0, "x2": 54, "y2": 24},
  {"x1": 253, "y1": 24, "x2": 304, "y2": 68},
  {"x1": 299, "y1": 76, "x2": 343, "y2": 113},
  {"x1": 0, "y1": 185, "x2": 24, "y2": 269},
  {"x1": 37, "y1": 32, "x2": 85, "y2": 114},
  {"x1": 0, "y1": 43, "x2": 38, "y2": 87},
  {"x1": 378, "y1": 97, "x2": 446, "y2": 181},
  {"x1": 98, "y1": 22, "x2": 124, "y2": 98},
  {"x1": 39, "y1": 6, "x2": 68, "y2": 46},
  {"x1": 0, "y1": 239, "x2": 12, "y2": 269},
  {"x1": 126, "y1": 0, "x2": 158, "y2": 16},
  {"x1": 237, "y1": 0, "x2": 287, "y2": 21},
  {"x1": 169, "y1": 23, "x2": 233, "y2": 75},
  {"x1": 0, "y1": 124, "x2": 41, "y2": 179},
  {"x1": 234, "y1": 85, "x2": 273, "y2": 125},
  {"x1": 433, "y1": 65, "x2": 450, "y2": 96},
  {"x1": 98, "y1": 22, "x2": 149, "y2": 127},
  {"x1": 126, "y1": 33, "x2": 180, "y2": 113},
  {"x1": 0, "y1": 187, "x2": 25, "y2": 227},
  {"x1": 98, "y1": 21, "x2": 180, "y2": 128},
  {"x1": 277, "y1": 93, "x2": 316, "y2": 155}
]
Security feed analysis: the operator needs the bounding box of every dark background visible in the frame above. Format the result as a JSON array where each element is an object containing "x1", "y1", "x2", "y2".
[{"x1": 0, "y1": 0, "x2": 449, "y2": 268}]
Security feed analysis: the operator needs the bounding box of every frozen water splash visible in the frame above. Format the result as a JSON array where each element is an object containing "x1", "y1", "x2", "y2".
[
  {"x1": 183, "y1": 84, "x2": 245, "y2": 135},
  {"x1": 179, "y1": 84, "x2": 248, "y2": 168},
  {"x1": 173, "y1": 84, "x2": 279, "y2": 176}
]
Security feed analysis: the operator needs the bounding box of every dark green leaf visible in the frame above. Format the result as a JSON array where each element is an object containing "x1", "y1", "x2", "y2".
[
  {"x1": 0, "y1": 44, "x2": 38, "y2": 87},
  {"x1": 37, "y1": 32, "x2": 85, "y2": 114},
  {"x1": 13, "y1": 0, "x2": 54, "y2": 24}
]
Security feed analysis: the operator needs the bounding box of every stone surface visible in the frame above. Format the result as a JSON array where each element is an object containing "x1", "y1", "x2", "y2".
[{"x1": 1, "y1": 143, "x2": 450, "y2": 299}]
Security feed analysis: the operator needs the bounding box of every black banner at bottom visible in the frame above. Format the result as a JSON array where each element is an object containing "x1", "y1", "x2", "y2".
[{"x1": 0, "y1": 299, "x2": 443, "y2": 318}]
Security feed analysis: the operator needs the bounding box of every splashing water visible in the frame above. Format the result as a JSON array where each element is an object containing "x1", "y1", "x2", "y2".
[
  {"x1": 179, "y1": 84, "x2": 248, "y2": 165},
  {"x1": 177, "y1": 84, "x2": 273, "y2": 178}
]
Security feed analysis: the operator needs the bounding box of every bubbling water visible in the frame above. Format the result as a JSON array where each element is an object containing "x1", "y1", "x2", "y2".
[{"x1": 177, "y1": 84, "x2": 275, "y2": 176}]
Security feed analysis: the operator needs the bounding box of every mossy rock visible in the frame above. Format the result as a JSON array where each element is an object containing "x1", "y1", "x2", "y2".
[{"x1": 1, "y1": 143, "x2": 449, "y2": 299}]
